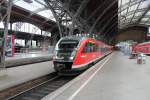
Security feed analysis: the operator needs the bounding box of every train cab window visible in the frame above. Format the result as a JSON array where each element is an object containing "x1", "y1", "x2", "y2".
[{"x1": 58, "y1": 40, "x2": 79, "y2": 53}]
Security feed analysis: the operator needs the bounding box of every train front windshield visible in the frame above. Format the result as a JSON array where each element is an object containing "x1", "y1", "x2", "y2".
[{"x1": 56, "y1": 40, "x2": 79, "y2": 59}]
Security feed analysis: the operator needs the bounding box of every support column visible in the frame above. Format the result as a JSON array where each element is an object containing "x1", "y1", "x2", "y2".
[
  {"x1": 10, "y1": 23, "x2": 12, "y2": 31},
  {"x1": 41, "y1": 30, "x2": 42, "y2": 35},
  {"x1": 0, "y1": 0, "x2": 12, "y2": 76},
  {"x1": 25, "y1": 39, "x2": 28, "y2": 47},
  {"x1": 36, "y1": 40, "x2": 38, "y2": 47},
  {"x1": 31, "y1": 40, "x2": 32, "y2": 48}
]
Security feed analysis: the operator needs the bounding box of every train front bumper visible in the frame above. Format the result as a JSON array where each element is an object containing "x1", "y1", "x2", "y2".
[
  {"x1": 53, "y1": 60, "x2": 89, "y2": 75},
  {"x1": 53, "y1": 60, "x2": 73, "y2": 71}
]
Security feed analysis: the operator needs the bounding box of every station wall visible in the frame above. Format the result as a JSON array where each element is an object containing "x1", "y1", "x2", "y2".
[{"x1": 115, "y1": 26, "x2": 148, "y2": 43}]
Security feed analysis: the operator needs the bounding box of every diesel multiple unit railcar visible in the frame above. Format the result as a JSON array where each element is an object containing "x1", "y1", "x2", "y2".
[
  {"x1": 53, "y1": 36, "x2": 112, "y2": 75},
  {"x1": 132, "y1": 42, "x2": 150, "y2": 55}
]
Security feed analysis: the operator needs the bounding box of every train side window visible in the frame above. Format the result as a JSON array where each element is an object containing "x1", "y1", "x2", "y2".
[
  {"x1": 100, "y1": 47, "x2": 105, "y2": 53},
  {"x1": 146, "y1": 47, "x2": 148, "y2": 51},
  {"x1": 83, "y1": 42, "x2": 94, "y2": 53}
]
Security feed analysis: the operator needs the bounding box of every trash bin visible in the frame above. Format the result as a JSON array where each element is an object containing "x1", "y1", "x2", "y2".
[
  {"x1": 137, "y1": 57, "x2": 142, "y2": 64},
  {"x1": 137, "y1": 53, "x2": 142, "y2": 64}
]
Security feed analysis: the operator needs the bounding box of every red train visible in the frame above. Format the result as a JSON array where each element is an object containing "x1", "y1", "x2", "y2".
[
  {"x1": 53, "y1": 36, "x2": 112, "y2": 75},
  {"x1": 132, "y1": 42, "x2": 150, "y2": 55}
]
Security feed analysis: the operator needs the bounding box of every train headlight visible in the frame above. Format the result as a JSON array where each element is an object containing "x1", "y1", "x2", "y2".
[
  {"x1": 69, "y1": 56, "x2": 74, "y2": 60},
  {"x1": 69, "y1": 57, "x2": 74, "y2": 60},
  {"x1": 70, "y1": 50, "x2": 77, "y2": 60}
]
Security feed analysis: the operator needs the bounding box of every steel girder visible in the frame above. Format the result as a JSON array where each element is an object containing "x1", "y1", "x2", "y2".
[
  {"x1": 129, "y1": 0, "x2": 144, "y2": 24},
  {"x1": 119, "y1": 8, "x2": 147, "y2": 20},
  {"x1": 44, "y1": 0, "x2": 90, "y2": 37},
  {"x1": 44, "y1": 0, "x2": 70, "y2": 37},
  {"x1": 118, "y1": 0, "x2": 150, "y2": 30},
  {"x1": 68, "y1": 0, "x2": 91, "y2": 35},
  {"x1": 0, "y1": 0, "x2": 8, "y2": 22},
  {"x1": 89, "y1": 0, "x2": 117, "y2": 34},
  {"x1": 137, "y1": 4, "x2": 150, "y2": 23},
  {"x1": 61, "y1": 0, "x2": 90, "y2": 32},
  {"x1": 119, "y1": 0, "x2": 143, "y2": 13},
  {"x1": 100, "y1": 10, "x2": 118, "y2": 33}
]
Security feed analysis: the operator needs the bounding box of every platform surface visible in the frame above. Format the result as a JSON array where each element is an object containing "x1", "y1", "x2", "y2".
[
  {"x1": 6, "y1": 52, "x2": 52, "y2": 61},
  {"x1": 4, "y1": 52, "x2": 53, "y2": 67},
  {"x1": 43, "y1": 52, "x2": 150, "y2": 100},
  {"x1": 0, "y1": 61, "x2": 54, "y2": 91}
]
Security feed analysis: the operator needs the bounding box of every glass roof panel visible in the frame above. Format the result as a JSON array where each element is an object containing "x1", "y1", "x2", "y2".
[
  {"x1": 128, "y1": 4, "x2": 138, "y2": 12},
  {"x1": 146, "y1": 10, "x2": 150, "y2": 16},
  {"x1": 119, "y1": 0, "x2": 150, "y2": 29},
  {"x1": 134, "y1": 11, "x2": 143, "y2": 17},
  {"x1": 37, "y1": 10, "x2": 56, "y2": 21},
  {"x1": 119, "y1": 0, "x2": 121, "y2": 8},
  {"x1": 139, "y1": 0, "x2": 150, "y2": 9},
  {"x1": 0, "y1": 22, "x2": 4, "y2": 28},
  {"x1": 14, "y1": 0, "x2": 44, "y2": 12},
  {"x1": 122, "y1": 0, "x2": 130, "y2": 6},
  {"x1": 34, "y1": 0, "x2": 46, "y2": 5},
  {"x1": 121, "y1": 9, "x2": 127, "y2": 15},
  {"x1": 13, "y1": 0, "x2": 56, "y2": 22},
  {"x1": 132, "y1": 18, "x2": 138, "y2": 22},
  {"x1": 141, "y1": 17, "x2": 149, "y2": 22},
  {"x1": 126, "y1": 14, "x2": 133, "y2": 19}
]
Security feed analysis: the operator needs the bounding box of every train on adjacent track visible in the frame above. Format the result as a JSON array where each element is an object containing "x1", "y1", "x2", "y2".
[
  {"x1": 132, "y1": 41, "x2": 150, "y2": 55},
  {"x1": 53, "y1": 36, "x2": 112, "y2": 75}
]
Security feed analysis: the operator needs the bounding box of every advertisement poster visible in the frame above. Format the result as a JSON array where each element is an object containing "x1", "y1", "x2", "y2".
[{"x1": 5, "y1": 34, "x2": 15, "y2": 57}]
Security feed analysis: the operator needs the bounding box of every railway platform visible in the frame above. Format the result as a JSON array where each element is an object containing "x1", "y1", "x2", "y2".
[
  {"x1": 42, "y1": 51, "x2": 150, "y2": 100},
  {"x1": 5, "y1": 52, "x2": 53, "y2": 67},
  {"x1": 0, "y1": 61, "x2": 54, "y2": 91}
]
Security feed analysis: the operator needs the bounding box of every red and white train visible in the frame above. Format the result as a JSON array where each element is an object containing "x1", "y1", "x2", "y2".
[
  {"x1": 53, "y1": 36, "x2": 112, "y2": 75},
  {"x1": 132, "y1": 42, "x2": 150, "y2": 55}
]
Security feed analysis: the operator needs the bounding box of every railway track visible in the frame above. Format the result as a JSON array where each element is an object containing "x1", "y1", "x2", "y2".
[
  {"x1": 7, "y1": 75, "x2": 75, "y2": 100},
  {"x1": 0, "y1": 54, "x2": 110, "y2": 100}
]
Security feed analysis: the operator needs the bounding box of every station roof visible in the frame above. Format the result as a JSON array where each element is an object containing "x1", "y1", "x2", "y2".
[
  {"x1": 119, "y1": 0, "x2": 150, "y2": 30},
  {"x1": 10, "y1": 5, "x2": 57, "y2": 31},
  {"x1": 59, "y1": 0, "x2": 118, "y2": 38},
  {"x1": 1, "y1": 0, "x2": 57, "y2": 31},
  {"x1": 13, "y1": 0, "x2": 55, "y2": 21},
  {"x1": 8, "y1": 0, "x2": 118, "y2": 38},
  {"x1": 1, "y1": 0, "x2": 150, "y2": 39}
]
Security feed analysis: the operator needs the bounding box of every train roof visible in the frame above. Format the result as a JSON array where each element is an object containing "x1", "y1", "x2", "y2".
[
  {"x1": 138, "y1": 41, "x2": 150, "y2": 46},
  {"x1": 59, "y1": 36, "x2": 108, "y2": 45},
  {"x1": 60, "y1": 36, "x2": 90, "y2": 41}
]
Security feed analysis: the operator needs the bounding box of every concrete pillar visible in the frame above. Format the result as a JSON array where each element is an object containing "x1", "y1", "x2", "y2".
[
  {"x1": 25, "y1": 39, "x2": 28, "y2": 47},
  {"x1": 31, "y1": 40, "x2": 32, "y2": 48},
  {"x1": 41, "y1": 30, "x2": 43, "y2": 35},
  {"x1": 10, "y1": 23, "x2": 12, "y2": 31},
  {"x1": 36, "y1": 40, "x2": 37, "y2": 47}
]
